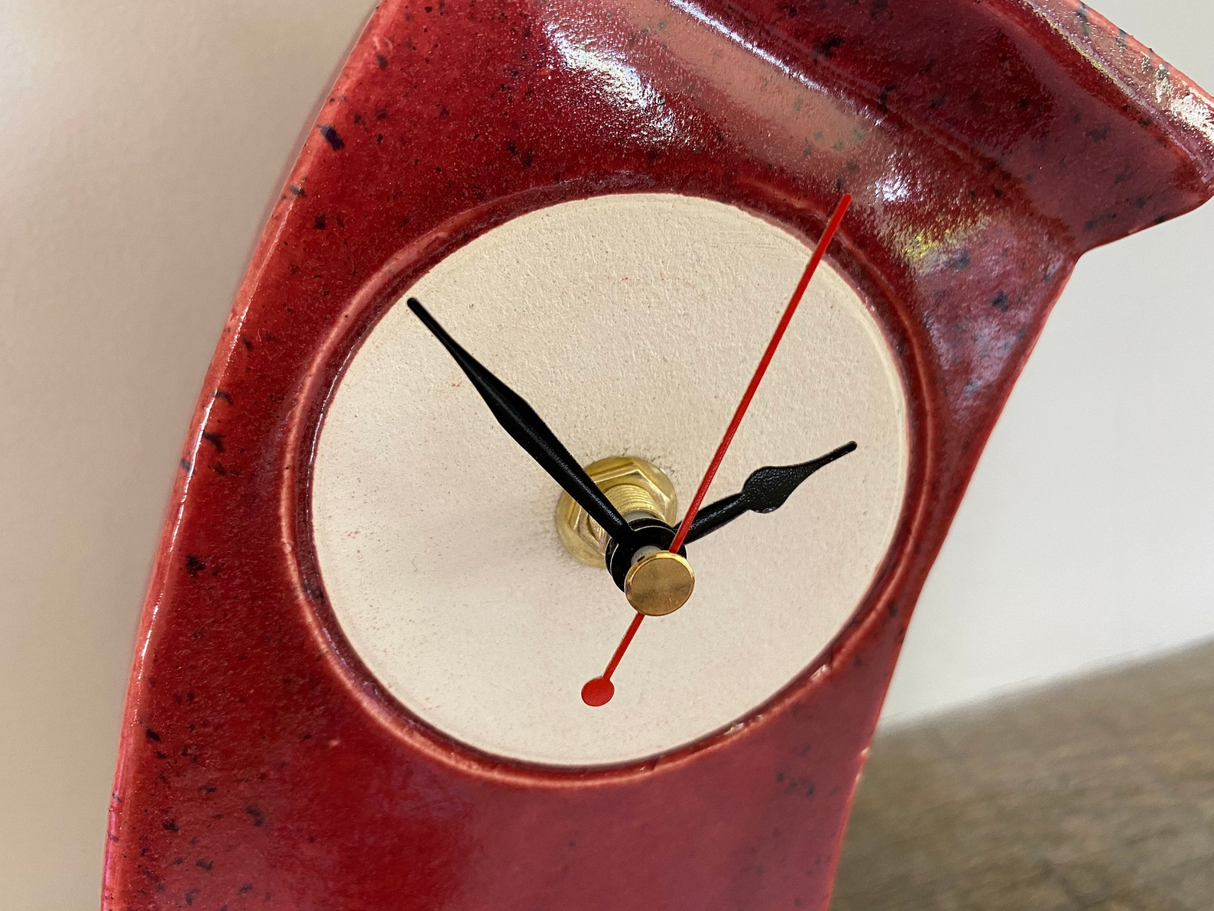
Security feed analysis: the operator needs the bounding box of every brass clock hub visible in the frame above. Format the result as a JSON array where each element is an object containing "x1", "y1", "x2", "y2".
[
  {"x1": 556, "y1": 456, "x2": 678, "y2": 567},
  {"x1": 624, "y1": 550, "x2": 696, "y2": 616}
]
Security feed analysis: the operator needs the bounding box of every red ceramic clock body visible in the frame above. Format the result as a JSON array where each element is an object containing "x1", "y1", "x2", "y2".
[{"x1": 104, "y1": 0, "x2": 1214, "y2": 908}]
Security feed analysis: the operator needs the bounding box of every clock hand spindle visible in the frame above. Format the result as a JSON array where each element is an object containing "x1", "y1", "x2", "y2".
[
  {"x1": 583, "y1": 192, "x2": 853, "y2": 707},
  {"x1": 407, "y1": 298, "x2": 639, "y2": 551},
  {"x1": 679, "y1": 442, "x2": 857, "y2": 544}
]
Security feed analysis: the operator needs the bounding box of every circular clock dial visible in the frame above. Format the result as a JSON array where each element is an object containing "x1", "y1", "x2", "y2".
[{"x1": 312, "y1": 194, "x2": 909, "y2": 766}]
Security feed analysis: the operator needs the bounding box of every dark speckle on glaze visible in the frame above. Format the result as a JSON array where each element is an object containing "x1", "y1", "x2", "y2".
[
  {"x1": 318, "y1": 124, "x2": 345, "y2": 151},
  {"x1": 816, "y1": 34, "x2": 846, "y2": 60}
]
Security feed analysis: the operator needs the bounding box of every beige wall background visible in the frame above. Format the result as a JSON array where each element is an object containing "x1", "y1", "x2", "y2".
[{"x1": 0, "y1": 1, "x2": 1210, "y2": 907}]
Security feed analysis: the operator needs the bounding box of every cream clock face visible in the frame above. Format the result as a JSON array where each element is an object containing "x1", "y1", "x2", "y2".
[{"x1": 311, "y1": 194, "x2": 909, "y2": 767}]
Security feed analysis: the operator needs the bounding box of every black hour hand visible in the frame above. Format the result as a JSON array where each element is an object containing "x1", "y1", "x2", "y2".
[
  {"x1": 680, "y1": 442, "x2": 858, "y2": 545},
  {"x1": 407, "y1": 298, "x2": 638, "y2": 550}
]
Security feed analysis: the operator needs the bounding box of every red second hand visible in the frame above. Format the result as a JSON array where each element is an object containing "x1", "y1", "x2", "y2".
[{"x1": 581, "y1": 193, "x2": 853, "y2": 708}]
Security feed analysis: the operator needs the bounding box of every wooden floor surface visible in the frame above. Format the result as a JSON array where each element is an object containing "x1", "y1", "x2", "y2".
[{"x1": 832, "y1": 640, "x2": 1214, "y2": 911}]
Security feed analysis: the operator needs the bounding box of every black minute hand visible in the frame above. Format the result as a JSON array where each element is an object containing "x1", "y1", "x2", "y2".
[
  {"x1": 408, "y1": 298, "x2": 638, "y2": 550},
  {"x1": 679, "y1": 441, "x2": 858, "y2": 545}
]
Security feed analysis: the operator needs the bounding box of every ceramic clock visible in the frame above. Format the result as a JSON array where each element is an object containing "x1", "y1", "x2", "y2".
[{"x1": 105, "y1": 0, "x2": 1214, "y2": 908}]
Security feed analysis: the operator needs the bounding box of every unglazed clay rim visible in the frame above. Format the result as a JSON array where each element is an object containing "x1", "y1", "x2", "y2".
[{"x1": 286, "y1": 187, "x2": 931, "y2": 780}]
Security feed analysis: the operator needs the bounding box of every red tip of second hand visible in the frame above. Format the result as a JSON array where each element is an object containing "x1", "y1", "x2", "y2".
[
  {"x1": 581, "y1": 677, "x2": 615, "y2": 706},
  {"x1": 582, "y1": 612, "x2": 645, "y2": 707}
]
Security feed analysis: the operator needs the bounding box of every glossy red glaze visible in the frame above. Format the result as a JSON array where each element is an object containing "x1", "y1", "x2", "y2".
[{"x1": 104, "y1": 1, "x2": 1214, "y2": 908}]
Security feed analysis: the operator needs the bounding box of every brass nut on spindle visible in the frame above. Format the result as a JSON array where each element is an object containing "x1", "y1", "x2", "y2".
[
  {"x1": 556, "y1": 456, "x2": 678, "y2": 567},
  {"x1": 625, "y1": 550, "x2": 695, "y2": 616}
]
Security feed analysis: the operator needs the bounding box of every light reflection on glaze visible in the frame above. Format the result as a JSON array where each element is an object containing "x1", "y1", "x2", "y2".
[
  {"x1": 1167, "y1": 89, "x2": 1214, "y2": 146},
  {"x1": 546, "y1": 24, "x2": 679, "y2": 142},
  {"x1": 876, "y1": 172, "x2": 912, "y2": 204},
  {"x1": 668, "y1": 0, "x2": 829, "y2": 95},
  {"x1": 898, "y1": 217, "x2": 989, "y2": 271}
]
